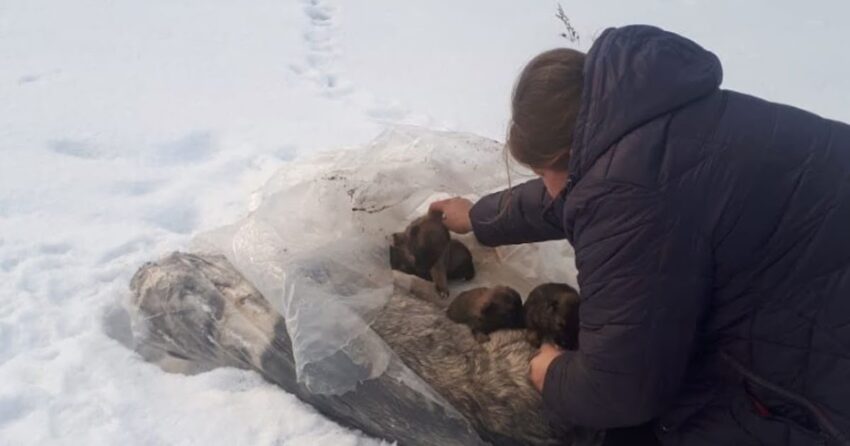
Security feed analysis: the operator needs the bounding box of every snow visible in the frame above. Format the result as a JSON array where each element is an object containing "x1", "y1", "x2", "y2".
[{"x1": 1, "y1": 0, "x2": 848, "y2": 444}]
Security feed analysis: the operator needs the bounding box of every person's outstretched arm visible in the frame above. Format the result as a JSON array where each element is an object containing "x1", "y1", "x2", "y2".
[
  {"x1": 541, "y1": 185, "x2": 711, "y2": 428},
  {"x1": 431, "y1": 179, "x2": 565, "y2": 246}
]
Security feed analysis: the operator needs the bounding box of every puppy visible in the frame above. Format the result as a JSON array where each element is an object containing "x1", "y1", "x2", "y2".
[
  {"x1": 524, "y1": 283, "x2": 581, "y2": 350},
  {"x1": 447, "y1": 286, "x2": 524, "y2": 342},
  {"x1": 389, "y1": 211, "x2": 475, "y2": 296},
  {"x1": 390, "y1": 239, "x2": 475, "y2": 281}
]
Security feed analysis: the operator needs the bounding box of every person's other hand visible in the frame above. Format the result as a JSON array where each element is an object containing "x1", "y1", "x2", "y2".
[
  {"x1": 429, "y1": 197, "x2": 473, "y2": 234},
  {"x1": 529, "y1": 343, "x2": 564, "y2": 393}
]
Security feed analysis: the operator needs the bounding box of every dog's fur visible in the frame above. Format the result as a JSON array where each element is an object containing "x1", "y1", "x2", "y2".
[
  {"x1": 446, "y1": 286, "x2": 525, "y2": 342},
  {"x1": 389, "y1": 211, "x2": 475, "y2": 297},
  {"x1": 524, "y1": 283, "x2": 581, "y2": 350},
  {"x1": 129, "y1": 252, "x2": 599, "y2": 445}
]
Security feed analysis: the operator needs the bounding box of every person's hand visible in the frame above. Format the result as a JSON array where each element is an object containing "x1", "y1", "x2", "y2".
[
  {"x1": 429, "y1": 197, "x2": 473, "y2": 234},
  {"x1": 529, "y1": 343, "x2": 564, "y2": 393}
]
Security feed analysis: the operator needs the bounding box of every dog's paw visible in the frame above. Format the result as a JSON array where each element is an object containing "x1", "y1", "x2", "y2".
[{"x1": 435, "y1": 284, "x2": 450, "y2": 299}]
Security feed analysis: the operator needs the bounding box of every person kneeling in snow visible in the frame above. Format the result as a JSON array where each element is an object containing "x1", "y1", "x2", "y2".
[{"x1": 432, "y1": 25, "x2": 850, "y2": 446}]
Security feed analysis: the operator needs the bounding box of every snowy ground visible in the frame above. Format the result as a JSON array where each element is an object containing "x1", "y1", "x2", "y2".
[{"x1": 1, "y1": 1, "x2": 849, "y2": 444}]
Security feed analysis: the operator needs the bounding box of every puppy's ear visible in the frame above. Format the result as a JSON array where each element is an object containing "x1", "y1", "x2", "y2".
[
  {"x1": 446, "y1": 290, "x2": 475, "y2": 323},
  {"x1": 504, "y1": 287, "x2": 522, "y2": 304}
]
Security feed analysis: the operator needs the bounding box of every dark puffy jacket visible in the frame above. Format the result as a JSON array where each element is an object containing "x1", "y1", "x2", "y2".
[{"x1": 470, "y1": 25, "x2": 850, "y2": 445}]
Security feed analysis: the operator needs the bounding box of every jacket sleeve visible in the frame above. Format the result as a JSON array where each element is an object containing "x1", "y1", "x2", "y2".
[
  {"x1": 541, "y1": 186, "x2": 711, "y2": 429},
  {"x1": 469, "y1": 178, "x2": 565, "y2": 247}
]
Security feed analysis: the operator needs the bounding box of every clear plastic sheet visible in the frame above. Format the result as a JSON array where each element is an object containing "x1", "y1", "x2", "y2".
[
  {"x1": 159, "y1": 126, "x2": 592, "y2": 444},
  {"x1": 128, "y1": 251, "x2": 491, "y2": 446},
  {"x1": 280, "y1": 238, "x2": 395, "y2": 395},
  {"x1": 192, "y1": 126, "x2": 578, "y2": 395}
]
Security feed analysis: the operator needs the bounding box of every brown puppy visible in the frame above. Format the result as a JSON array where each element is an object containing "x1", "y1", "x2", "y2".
[
  {"x1": 389, "y1": 211, "x2": 475, "y2": 296},
  {"x1": 447, "y1": 286, "x2": 524, "y2": 342},
  {"x1": 524, "y1": 283, "x2": 581, "y2": 350},
  {"x1": 390, "y1": 239, "x2": 475, "y2": 281}
]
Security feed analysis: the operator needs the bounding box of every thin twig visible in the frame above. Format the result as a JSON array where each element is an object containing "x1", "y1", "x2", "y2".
[{"x1": 556, "y1": 4, "x2": 580, "y2": 45}]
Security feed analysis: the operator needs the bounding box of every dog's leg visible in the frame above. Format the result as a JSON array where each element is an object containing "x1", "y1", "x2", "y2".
[{"x1": 429, "y1": 257, "x2": 449, "y2": 298}]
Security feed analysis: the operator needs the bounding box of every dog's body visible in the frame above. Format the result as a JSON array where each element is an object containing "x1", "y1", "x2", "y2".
[
  {"x1": 129, "y1": 252, "x2": 597, "y2": 445},
  {"x1": 390, "y1": 239, "x2": 475, "y2": 282},
  {"x1": 389, "y1": 212, "x2": 475, "y2": 296}
]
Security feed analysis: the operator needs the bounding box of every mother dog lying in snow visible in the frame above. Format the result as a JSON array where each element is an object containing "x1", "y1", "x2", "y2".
[{"x1": 129, "y1": 252, "x2": 599, "y2": 446}]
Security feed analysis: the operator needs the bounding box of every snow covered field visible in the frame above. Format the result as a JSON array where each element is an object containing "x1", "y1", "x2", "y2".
[{"x1": 1, "y1": 1, "x2": 849, "y2": 444}]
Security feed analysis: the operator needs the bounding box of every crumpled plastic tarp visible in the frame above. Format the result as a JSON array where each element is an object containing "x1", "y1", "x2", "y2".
[{"x1": 187, "y1": 126, "x2": 579, "y2": 439}]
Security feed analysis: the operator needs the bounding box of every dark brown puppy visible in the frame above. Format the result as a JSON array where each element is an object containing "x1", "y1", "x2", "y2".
[
  {"x1": 447, "y1": 286, "x2": 524, "y2": 342},
  {"x1": 390, "y1": 239, "x2": 475, "y2": 281},
  {"x1": 524, "y1": 283, "x2": 581, "y2": 350},
  {"x1": 389, "y1": 211, "x2": 475, "y2": 296}
]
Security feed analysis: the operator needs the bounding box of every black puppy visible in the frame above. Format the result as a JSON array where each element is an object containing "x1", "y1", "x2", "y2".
[
  {"x1": 523, "y1": 283, "x2": 581, "y2": 350},
  {"x1": 447, "y1": 286, "x2": 524, "y2": 342},
  {"x1": 389, "y1": 211, "x2": 475, "y2": 296}
]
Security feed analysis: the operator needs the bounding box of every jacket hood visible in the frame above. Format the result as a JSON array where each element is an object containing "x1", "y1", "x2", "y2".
[{"x1": 569, "y1": 25, "x2": 723, "y2": 180}]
